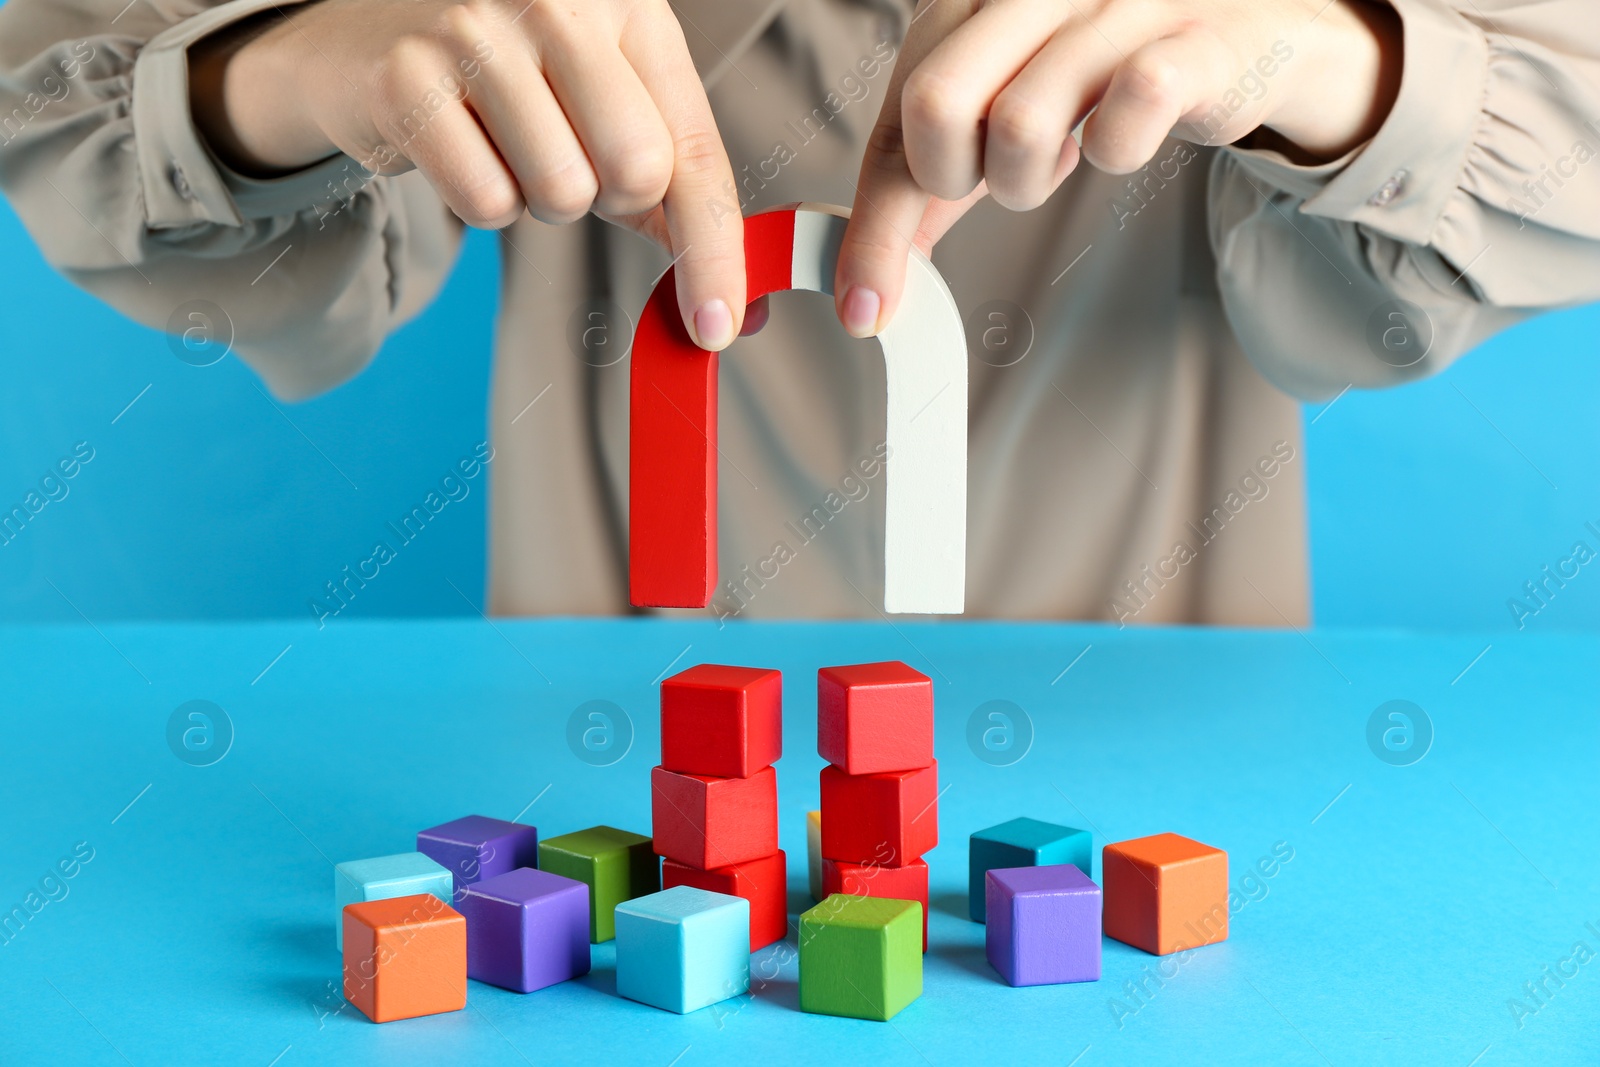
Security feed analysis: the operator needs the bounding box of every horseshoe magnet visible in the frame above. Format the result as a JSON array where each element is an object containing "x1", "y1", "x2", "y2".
[{"x1": 629, "y1": 203, "x2": 967, "y2": 615}]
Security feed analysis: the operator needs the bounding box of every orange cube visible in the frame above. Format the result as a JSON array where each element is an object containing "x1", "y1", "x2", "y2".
[
  {"x1": 342, "y1": 892, "x2": 467, "y2": 1022},
  {"x1": 1102, "y1": 833, "x2": 1228, "y2": 956}
]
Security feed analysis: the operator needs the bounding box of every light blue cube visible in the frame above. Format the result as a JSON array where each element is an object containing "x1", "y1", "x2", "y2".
[
  {"x1": 333, "y1": 852, "x2": 452, "y2": 949},
  {"x1": 615, "y1": 886, "x2": 750, "y2": 1013},
  {"x1": 969, "y1": 818, "x2": 1092, "y2": 922}
]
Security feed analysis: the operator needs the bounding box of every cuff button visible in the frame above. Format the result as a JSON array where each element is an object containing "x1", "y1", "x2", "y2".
[
  {"x1": 1369, "y1": 168, "x2": 1408, "y2": 207},
  {"x1": 170, "y1": 162, "x2": 195, "y2": 202}
]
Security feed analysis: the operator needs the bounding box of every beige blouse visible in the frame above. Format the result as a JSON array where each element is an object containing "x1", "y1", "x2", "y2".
[{"x1": 2, "y1": 0, "x2": 1596, "y2": 624}]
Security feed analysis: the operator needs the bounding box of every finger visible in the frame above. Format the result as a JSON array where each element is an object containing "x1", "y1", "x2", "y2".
[
  {"x1": 539, "y1": 30, "x2": 674, "y2": 217},
  {"x1": 1081, "y1": 31, "x2": 1232, "y2": 174},
  {"x1": 622, "y1": 7, "x2": 746, "y2": 350},
  {"x1": 836, "y1": 122, "x2": 928, "y2": 338},
  {"x1": 385, "y1": 86, "x2": 523, "y2": 229},
  {"x1": 834, "y1": 0, "x2": 969, "y2": 338},
  {"x1": 740, "y1": 295, "x2": 770, "y2": 336},
  {"x1": 898, "y1": 0, "x2": 1059, "y2": 201},
  {"x1": 599, "y1": 201, "x2": 670, "y2": 250},
  {"x1": 911, "y1": 180, "x2": 990, "y2": 253},
  {"x1": 462, "y1": 43, "x2": 599, "y2": 225},
  {"x1": 983, "y1": 20, "x2": 1128, "y2": 209}
]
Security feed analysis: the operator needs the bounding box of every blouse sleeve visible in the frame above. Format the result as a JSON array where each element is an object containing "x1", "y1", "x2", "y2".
[
  {"x1": 1209, "y1": 0, "x2": 1600, "y2": 400},
  {"x1": 0, "y1": 0, "x2": 463, "y2": 399}
]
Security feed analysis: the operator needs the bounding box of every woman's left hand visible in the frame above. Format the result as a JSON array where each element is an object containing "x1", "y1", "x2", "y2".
[{"x1": 832, "y1": 0, "x2": 1402, "y2": 338}]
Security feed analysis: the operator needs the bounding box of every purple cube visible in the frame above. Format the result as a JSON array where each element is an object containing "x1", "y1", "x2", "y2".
[
  {"x1": 458, "y1": 867, "x2": 591, "y2": 992},
  {"x1": 417, "y1": 815, "x2": 539, "y2": 898},
  {"x1": 986, "y1": 863, "x2": 1102, "y2": 986}
]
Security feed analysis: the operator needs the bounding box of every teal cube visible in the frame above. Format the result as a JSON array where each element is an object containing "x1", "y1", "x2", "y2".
[
  {"x1": 968, "y1": 818, "x2": 1091, "y2": 922},
  {"x1": 334, "y1": 852, "x2": 452, "y2": 949},
  {"x1": 615, "y1": 886, "x2": 749, "y2": 1014}
]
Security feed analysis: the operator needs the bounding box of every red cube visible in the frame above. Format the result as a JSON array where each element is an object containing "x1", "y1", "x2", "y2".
[
  {"x1": 660, "y1": 664, "x2": 783, "y2": 779},
  {"x1": 819, "y1": 761, "x2": 938, "y2": 866},
  {"x1": 817, "y1": 661, "x2": 933, "y2": 774},
  {"x1": 822, "y1": 856, "x2": 929, "y2": 951},
  {"x1": 651, "y1": 765, "x2": 778, "y2": 868},
  {"x1": 663, "y1": 851, "x2": 789, "y2": 951}
]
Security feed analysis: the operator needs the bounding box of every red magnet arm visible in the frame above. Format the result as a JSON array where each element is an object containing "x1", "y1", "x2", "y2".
[{"x1": 628, "y1": 207, "x2": 796, "y2": 607}]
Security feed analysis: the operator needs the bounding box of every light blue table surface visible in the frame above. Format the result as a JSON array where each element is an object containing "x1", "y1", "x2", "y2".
[{"x1": 1, "y1": 618, "x2": 1595, "y2": 1066}]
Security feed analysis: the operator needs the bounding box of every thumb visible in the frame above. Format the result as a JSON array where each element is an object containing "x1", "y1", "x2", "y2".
[
  {"x1": 834, "y1": 108, "x2": 929, "y2": 339},
  {"x1": 835, "y1": 0, "x2": 981, "y2": 338},
  {"x1": 835, "y1": 162, "x2": 985, "y2": 338}
]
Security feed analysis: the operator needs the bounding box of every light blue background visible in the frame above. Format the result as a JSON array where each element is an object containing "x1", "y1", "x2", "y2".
[
  {"x1": 3, "y1": 199, "x2": 1597, "y2": 631},
  {"x1": 0, "y1": 617, "x2": 1594, "y2": 1065}
]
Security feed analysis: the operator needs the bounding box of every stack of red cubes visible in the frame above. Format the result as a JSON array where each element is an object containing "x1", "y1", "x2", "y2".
[
  {"x1": 652, "y1": 664, "x2": 788, "y2": 951},
  {"x1": 816, "y1": 661, "x2": 937, "y2": 951}
]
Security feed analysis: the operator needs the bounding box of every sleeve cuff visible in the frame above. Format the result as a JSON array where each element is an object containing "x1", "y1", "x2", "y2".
[
  {"x1": 132, "y1": 0, "x2": 355, "y2": 228},
  {"x1": 1225, "y1": 0, "x2": 1490, "y2": 244}
]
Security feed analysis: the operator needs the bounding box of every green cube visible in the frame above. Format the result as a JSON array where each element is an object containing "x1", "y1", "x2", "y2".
[
  {"x1": 538, "y1": 826, "x2": 660, "y2": 943},
  {"x1": 799, "y1": 895, "x2": 922, "y2": 1021}
]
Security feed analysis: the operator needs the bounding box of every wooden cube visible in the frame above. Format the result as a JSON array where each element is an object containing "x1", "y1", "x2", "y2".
[
  {"x1": 538, "y1": 826, "x2": 660, "y2": 943},
  {"x1": 342, "y1": 893, "x2": 466, "y2": 1023},
  {"x1": 456, "y1": 868, "x2": 590, "y2": 992},
  {"x1": 806, "y1": 810, "x2": 823, "y2": 903},
  {"x1": 615, "y1": 886, "x2": 750, "y2": 1013},
  {"x1": 798, "y1": 895, "x2": 921, "y2": 1021},
  {"x1": 986, "y1": 864, "x2": 1101, "y2": 986},
  {"x1": 822, "y1": 857, "x2": 929, "y2": 951},
  {"x1": 819, "y1": 761, "x2": 938, "y2": 866},
  {"x1": 651, "y1": 765, "x2": 777, "y2": 869},
  {"x1": 415, "y1": 814, "x2": 539, "y2": 898},
  {"x1": 333, "y1": 852, "x2": 451, "y2": 950},
  {"x1": 817, "y1": 661, "x2": 933, "y2": 775},
  {"x1": 660, "y1": 664, "x2": 782, "y2": 778},
  {"x1": 968, "y1": 817, "x2": 1092, "y2": 922},
  {"x1": 1103, "y1": 833, "x2": 1228, "y2": 956},
  {"x1": 663, "y1": 851, "x2": 788, "y2": 952}
]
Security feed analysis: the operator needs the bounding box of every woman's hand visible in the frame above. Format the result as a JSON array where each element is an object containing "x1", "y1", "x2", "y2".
[
  {"x1": 833, "y1": 0, "x2": 1401, "y2": 337},
  {"x1": 192, "y1": 0, "x2": 747, "y2": 350}
]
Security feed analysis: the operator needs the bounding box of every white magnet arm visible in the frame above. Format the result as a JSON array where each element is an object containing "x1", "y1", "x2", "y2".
[{"x1": 791, "y1": 205, "x2": 967, "y2": 614}]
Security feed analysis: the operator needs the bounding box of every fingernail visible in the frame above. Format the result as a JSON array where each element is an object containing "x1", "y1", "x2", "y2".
[
  {"x1": 693, "y1": 299, "x2": 735, "y2": 350},
  {"x1": 841, "y1": 285, "x2": 881, "y2": 338}
]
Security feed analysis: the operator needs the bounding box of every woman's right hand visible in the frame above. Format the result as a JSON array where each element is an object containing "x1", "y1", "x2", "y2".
[{"x1": 192, "y1": 0, "x2": 747, "y2": 350}]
